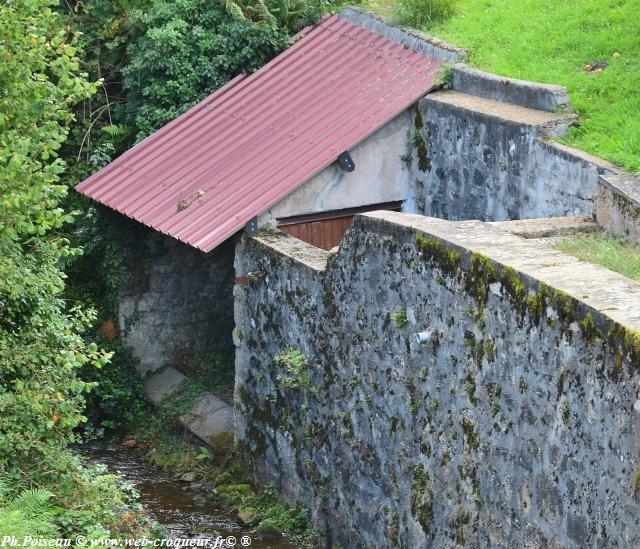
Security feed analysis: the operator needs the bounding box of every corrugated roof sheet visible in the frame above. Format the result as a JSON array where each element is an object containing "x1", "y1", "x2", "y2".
[{"x1": 75, "y1": 11, "x2": 441, "y2": 252}]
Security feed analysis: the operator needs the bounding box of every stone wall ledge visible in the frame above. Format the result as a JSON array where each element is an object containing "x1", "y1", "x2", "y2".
[
  {"x1": 422, "y1": 90, "x2": 577, "y2": 138},
  {"x1": 249, "y1": 230, "x2": 330, "y2": 272},
  {"x1": 452, "y1": 63, "x2": 571, "y2": 113},
  {"x1": 361, "y1": 211, "x2": 640, "y2": 330},
  {"x1": 338, "y1": 8, "x2": 467, "y2": 64},
  {"x1": 596, "y1": 172, "x2": 640, "y2": 245}
]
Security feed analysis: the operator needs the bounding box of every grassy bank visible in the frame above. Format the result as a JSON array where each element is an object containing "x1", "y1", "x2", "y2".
[
  {"x1": 554, "y1": 232, "x2": 640, "y2": 282},
  {"x1": 128, "y1": 412, "x2": 321, "y2": 547},
  {"x1": 364, "y1": 0, "x2": 640, "y2": 173}
]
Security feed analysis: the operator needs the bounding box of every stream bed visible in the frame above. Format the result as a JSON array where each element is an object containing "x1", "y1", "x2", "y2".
[{"x1": 79, "y1": 443, "x2": 295, "y2": 549}]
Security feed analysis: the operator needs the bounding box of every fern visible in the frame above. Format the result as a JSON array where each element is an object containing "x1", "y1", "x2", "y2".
[
  {"x1": 218, "y1": 0, "x2": 313, "y2": 30},
  {"x1": 221, "y1": 0, "x2": 248, "y2": 21},
  {"x1": 0, "y1": 488, "x2": 59, "y2": 537}
]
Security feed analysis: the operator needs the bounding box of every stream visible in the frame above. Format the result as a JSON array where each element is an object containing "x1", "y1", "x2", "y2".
[{"x1": 79, "y1": 443, "x2": 295, "y2": 549}]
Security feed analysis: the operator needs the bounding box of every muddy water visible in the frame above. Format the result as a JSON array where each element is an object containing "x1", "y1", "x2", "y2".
[{"x1": 80, "y1": 443, "x2": 294, "y2": 549}]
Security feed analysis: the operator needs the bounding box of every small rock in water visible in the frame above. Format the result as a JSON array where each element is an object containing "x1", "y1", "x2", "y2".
[
  {"x1": 181, "y1": 472, "x2": 196, "y2": 482},
  {"x1": 193, "y1": 495, "x2": 206, "y2": 506},
  {"x1": 237, "y1": 507, "x2": 260, "y2": 526}
]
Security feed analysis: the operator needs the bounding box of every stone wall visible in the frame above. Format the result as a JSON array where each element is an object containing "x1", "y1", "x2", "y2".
[
  {"x1": 596, "y1": 172, "x2": 640, "y2": 245},
  {"x1": 118, "y1": 225, "x2": 235, "y2": 374},
  {"x1": 408, "y1": 90, "x2": 607, "y2": 222},
  {"x1": 234, "y1": 212, "x2": 640, "y2": 548}
]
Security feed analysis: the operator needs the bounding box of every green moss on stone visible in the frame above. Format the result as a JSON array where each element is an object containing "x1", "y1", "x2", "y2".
[
  {"x1": 415, "y1": 234, "x2": 461, "y2": 274},
  {"x1": 410, "y1": 465, "x2": 434, "y2": 534},
  {"x1": 462, "y1": 418, "x2": 479, "y2": 450},
  {"x1": 392, "y1": 307, "x2": 409, "y2": 329}
]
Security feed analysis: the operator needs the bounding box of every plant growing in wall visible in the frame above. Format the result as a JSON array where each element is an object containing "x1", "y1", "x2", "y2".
[{"x1": 275, "y1": 348, "x2": 312, "y2": 393}]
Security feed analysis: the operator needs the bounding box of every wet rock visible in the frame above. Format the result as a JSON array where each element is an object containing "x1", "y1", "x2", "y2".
[
  {"x1": 237, "y1": 507, "x2": 260, "y2": 526},
  {"x1": 181, "y1": 471, "x2": 196, "y2": 482}
]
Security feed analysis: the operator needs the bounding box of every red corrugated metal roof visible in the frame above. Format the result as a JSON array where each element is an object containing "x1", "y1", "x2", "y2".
[{"x1": 76, "y1": 12, "x2": 441, "y2": 252}]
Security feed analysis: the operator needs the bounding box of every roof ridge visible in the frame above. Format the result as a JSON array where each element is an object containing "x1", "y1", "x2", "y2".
[{"x1": 337, "y1": 7, "x2": 466, "y2": 64}]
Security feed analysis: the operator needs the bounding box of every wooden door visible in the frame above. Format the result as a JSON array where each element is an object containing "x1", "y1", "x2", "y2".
[
  {"x1": 277, "y1": 201, "x2": 402, "y2": 251},
  {"x1": 279, "y1": 216, "x2": 354, "y2": 250}
]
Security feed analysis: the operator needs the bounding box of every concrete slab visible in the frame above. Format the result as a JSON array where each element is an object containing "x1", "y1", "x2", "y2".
[
  {"x1": 452, "y1": 63, "x2": 570, "y2": 112},
  {"x1": 180, "y1": 393, "x2": 234, "y2": 442},
  {"x1": 425, "y1": 90, "x2": 577, "y2": 136},
  {"x1": 489, "y1": 216, "x2": 599, "y2": 238},
  {"x1": 144, "y1": 367, "x2": 187, "y2": 405}
]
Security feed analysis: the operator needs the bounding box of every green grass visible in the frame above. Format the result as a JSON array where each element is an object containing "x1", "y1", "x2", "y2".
[
  {"x1": 554, "y1": 232, "x2": 640, "y2": 282},
  {"x1": 363, "y1": 0, "x2": 640, "y2": 173}
]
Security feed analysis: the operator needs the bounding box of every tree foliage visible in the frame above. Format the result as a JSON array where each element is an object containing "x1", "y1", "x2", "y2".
[
  {"x1": 219, "y1": 0, "x2": 324, "y2": 31},
  {"x1": 61, "y1": 0, "x2": 151, "y2": 179},
  {"x1": 0, "y1": 0, "x2": 109, "y2": 469},
  {"x1": 122, "y1": 0, "x2": 291, "y2": 140}
]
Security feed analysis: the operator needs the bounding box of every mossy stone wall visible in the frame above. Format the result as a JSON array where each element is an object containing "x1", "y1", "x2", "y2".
[{"x1": 234, "y1": 212, "x2": 640, "y2": 548}]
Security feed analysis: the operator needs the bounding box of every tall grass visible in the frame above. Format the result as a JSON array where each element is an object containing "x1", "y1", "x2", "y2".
[
  {"x1": 554, "y1": 232, "x2": 640, "y2": 282},
  {"x1": 393, "y1": 0, "x2": 456, "y2": 26}
]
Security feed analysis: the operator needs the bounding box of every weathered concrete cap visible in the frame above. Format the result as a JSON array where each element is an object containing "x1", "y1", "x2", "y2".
[
  {"x1": 599, "y1": 172, "x2": 640, "y2": 207},
  {"x1": 144, "y1": 367, "x2": 188, "y2": 405},
  {"x1": 489, "y1": 216, "x2": 598, "y2": 239},
  {"x1": 180, "y1": 394, "x2": 234, "y2": 441},
  {"x1": 422, "y1": 90, "x2": 577, "y2": 137},
  {"x1": 452, "y1": 63, "x2": 571, "y2": 113},
  {"x1": 339, "y1": 8, "x2": 467, "y2": 64},
  {"x1": 361, "y1": 211, "x2": 640, "y2": 329}
]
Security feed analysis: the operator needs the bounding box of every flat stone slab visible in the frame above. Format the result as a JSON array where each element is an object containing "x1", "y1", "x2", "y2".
[
  {"x1": 452, "y1": 63, "x2": 570, "y2": 113},
  {"x1": 425, "y1": 90, "x2": 577, "y2": 130},
  {"x1": 180, "y1": 393, "x2": 234, "y2": 441},
  {"x1": 489, "y1": 216, "x2": 599, "y2": 238},
  {"x1": 143, "y1": 367, "x2": 233, "y2": 438},
  {"x1": 144, "y1": 367, "x2": 187, "y2": 405}
]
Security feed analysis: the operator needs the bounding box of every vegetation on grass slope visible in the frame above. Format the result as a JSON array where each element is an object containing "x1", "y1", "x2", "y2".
[
  {"x1": 554, "y1": 232, "x2": 640, "y2": 283},
  {"x1": 366, "y1": 0, "x2": 640, "y2": 173},
  {"x1": 0, "y1": 0, "x2": 159, "y2": 537}
]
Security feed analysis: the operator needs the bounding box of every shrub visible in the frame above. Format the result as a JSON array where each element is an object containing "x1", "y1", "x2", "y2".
[
  {"x1": 122, "y1": 0, "x2": 291, "y2": 140},
  {"x1": 393, "y1": 0, "x2": 456, "y2": 28},
  {"x1": 0, "y1": 0, "x2": 109, "y2": 469}
]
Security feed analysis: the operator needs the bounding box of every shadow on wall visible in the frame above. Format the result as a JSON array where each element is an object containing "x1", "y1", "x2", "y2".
[{"x1": 117, "y1": 220, "x2": 236, "y2": 378}]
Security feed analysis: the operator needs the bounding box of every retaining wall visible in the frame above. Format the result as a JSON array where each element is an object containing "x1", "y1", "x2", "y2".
[
  {"x1": 596, "y1": 172, "x2": 640, "y2": 245},
  {"x1": 118, "y1": 226, "x2": 235, "y2": 374},
  {"x1": 408, "y1": 90, "x2": 602, "y2": 221},
  {"x1": 234, "y1": 211, "x2": 640, "y2": 548}
]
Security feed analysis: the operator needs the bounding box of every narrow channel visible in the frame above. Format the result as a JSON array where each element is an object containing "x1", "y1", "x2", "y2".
[{"x1": 79, "y1": 443, "x2": 295, "y2": 548}]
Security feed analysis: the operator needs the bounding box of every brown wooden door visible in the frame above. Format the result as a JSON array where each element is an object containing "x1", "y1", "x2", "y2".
[
  {"x1": 280, "y1": 216, "x2": 354, "y2": 250},
  {"x1": 277, "y1": 201, "x2": 402, "y2": 251}
]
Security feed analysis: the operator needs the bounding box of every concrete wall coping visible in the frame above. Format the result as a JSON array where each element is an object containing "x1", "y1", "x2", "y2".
[
  {"x1": 423, "y1": 90, "x2": 576, "y2": 137},
  {"x1": 360, "y1": 211, "x2": 640, "y2": 330},
  {"x1": 339, "y1": 8, "x2": 467, "y2": 64},
  {"x1": 539, "y1": 139, "x2": 618, "y2": 174},
  {"x1": 452, "y1": 63, "x2": 571, "y2": 113},
  {"x1": 252, "y1": 231, "x2": 329, "y2": 272},
  {"x1": 599, "y1": 172, "x2": 640, "y2": 207}
]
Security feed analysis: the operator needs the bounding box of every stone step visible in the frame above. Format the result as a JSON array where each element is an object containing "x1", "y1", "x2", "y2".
[
  {"x1": 423, "y1": 90, "x2": 577, "y2": 138},
  {"x1": 489, "y1": 215, "x2": 599, "y2": 239},
  {"x1": 452, "y1": 63, "x2": 571, "y2": 113}
]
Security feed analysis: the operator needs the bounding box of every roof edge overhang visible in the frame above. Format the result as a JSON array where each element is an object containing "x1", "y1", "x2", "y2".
[{"x1": 75, "y1": 9, "x2": 456, "y2": 253}]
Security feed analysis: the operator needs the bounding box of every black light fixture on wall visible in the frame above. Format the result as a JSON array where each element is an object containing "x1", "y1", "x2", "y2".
[{"x1": 337, "y1": 151, "x2": 355, "y2": 172}]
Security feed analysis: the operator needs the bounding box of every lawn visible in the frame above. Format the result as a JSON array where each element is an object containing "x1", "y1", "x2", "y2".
[
  {"x1": 554, "y1": 232, "x2": 640, "y2": 282},
  {"x1": 363, "y1": 0, "x2": 640, "y2": 174}
]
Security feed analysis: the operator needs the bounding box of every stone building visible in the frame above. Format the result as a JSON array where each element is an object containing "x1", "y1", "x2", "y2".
[{"x1": 76, "y1": 8, "x2": 640, "y2": 547}]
